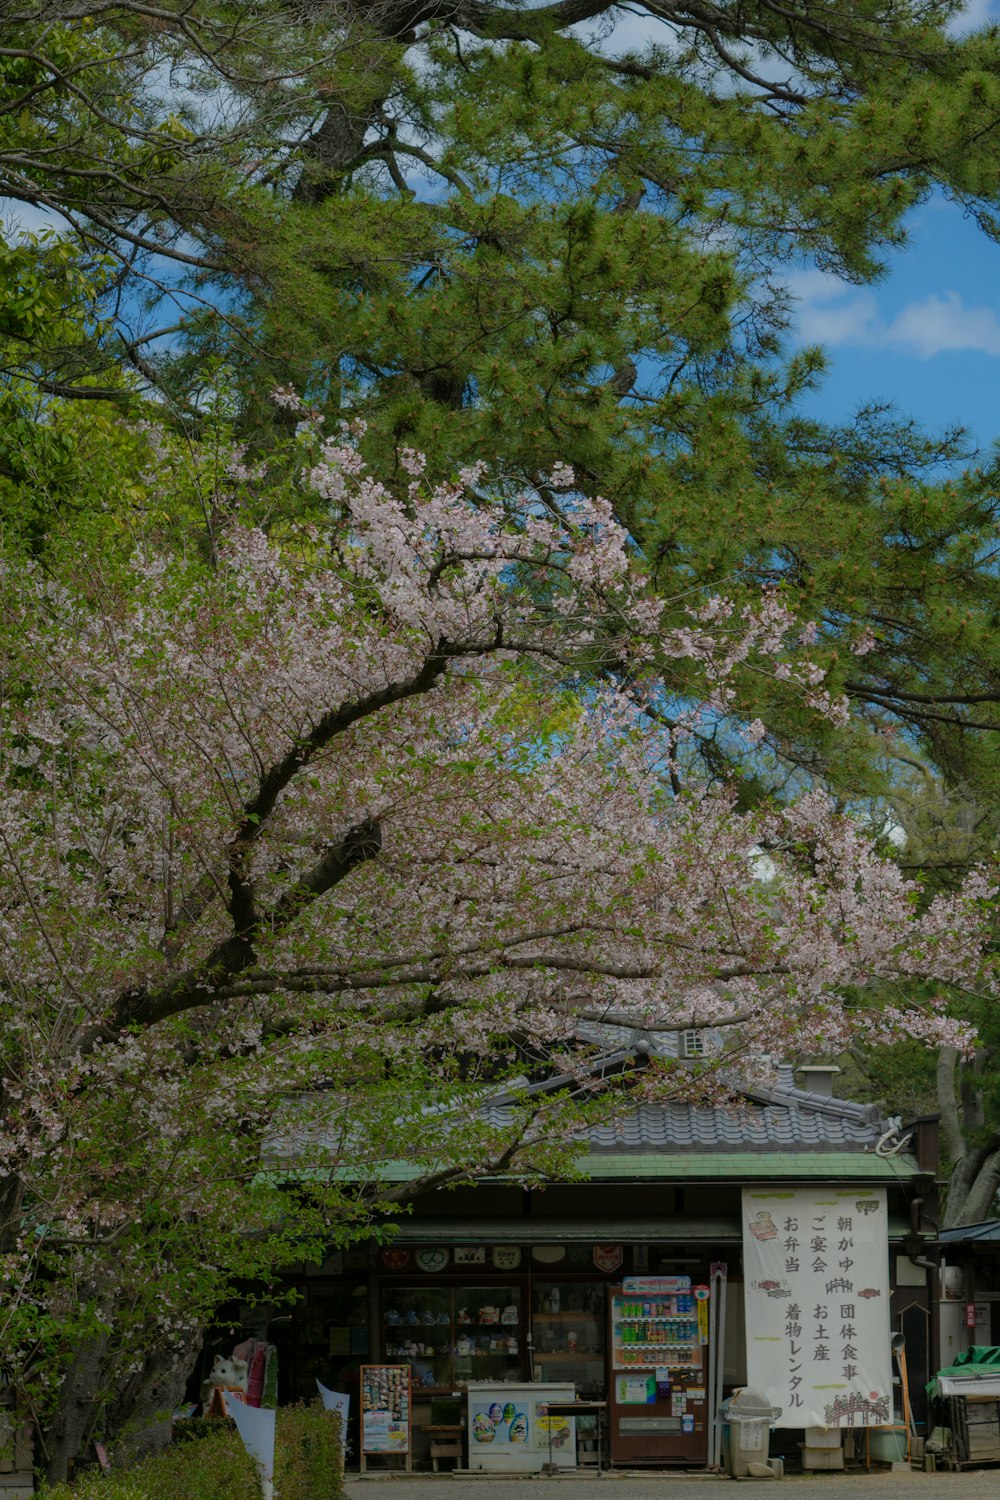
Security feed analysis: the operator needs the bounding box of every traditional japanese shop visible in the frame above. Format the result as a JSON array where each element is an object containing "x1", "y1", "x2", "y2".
[
  {"x1": 262, "y1": 1052, "x2": 939, "y2": 1469},
  {"x1": 273, "y1": 1210, "x2": 726, "y2": 1466}
]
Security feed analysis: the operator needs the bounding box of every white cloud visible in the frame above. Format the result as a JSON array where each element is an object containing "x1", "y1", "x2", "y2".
[
  {"x1": 788, "y1": 270, "x2": 881, "y2": 347},
  {"x1": 568, "y1": 7, "x2": 681, "y2": 57},
  {"x1": 886, "y1": 291, "x2": 1000, "y2": 357},
  {"x1": 786, "y1": 269, "x2": 1000, "y2": 360}
]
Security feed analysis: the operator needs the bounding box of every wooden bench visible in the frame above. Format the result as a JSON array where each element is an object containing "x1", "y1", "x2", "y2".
[{"x1": 423, "y1": 1424, "x2": 463, "y2": 1471}]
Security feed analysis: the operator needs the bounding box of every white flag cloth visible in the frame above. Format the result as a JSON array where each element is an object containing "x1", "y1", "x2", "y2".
[
  {"x1": 222, "y1": 1391, "x2": 276, "y2": 1481},
  {"x1": 742, "y1": 1187, "x2": 892, "y2": 1430},
  {"x1": 316, "y1": 1380, "x2": 350, "y2": 1426}
]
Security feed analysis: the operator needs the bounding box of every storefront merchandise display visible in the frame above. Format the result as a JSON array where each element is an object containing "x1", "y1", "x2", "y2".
[
  {"x1": 384, "y1": 1285, "x2": 522, "y2": 1388},
  {"x1": 532, "y1": 1282, "x2": 605, "y2": 1391},
  {"x1": 361, "y1": 1364, "x2": 412, "y2": 1471}
]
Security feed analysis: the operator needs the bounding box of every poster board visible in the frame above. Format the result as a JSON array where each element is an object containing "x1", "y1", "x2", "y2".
[
  {"x1": 742, "y1": 1187, "x2": 892, "y2": 1430},
  {"x1": 360, "y1": 1364, "x2": 412, "y2": 1472}
]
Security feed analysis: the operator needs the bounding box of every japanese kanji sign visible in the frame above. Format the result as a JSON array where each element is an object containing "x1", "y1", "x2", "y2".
[{"x1": 742, "y1": 1188, "x2": 892, "y2": 1429}]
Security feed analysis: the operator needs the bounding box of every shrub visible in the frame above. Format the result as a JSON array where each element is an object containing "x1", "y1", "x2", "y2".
[
  {"x1": 38, "y1": 1402, "x2": 343, "y2": 1500},
  {"x1": 275, "y1": 1402, "x2": 344, "y2": 1500},
  {"x1": 39, "y1": 1425, "x2": 256, "y2": 1500}
]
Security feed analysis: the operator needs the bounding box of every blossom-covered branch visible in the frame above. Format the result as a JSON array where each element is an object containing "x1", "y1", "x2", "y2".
[{"x1": 0, "y1": 439, "x2": 993, "y2": 1474}]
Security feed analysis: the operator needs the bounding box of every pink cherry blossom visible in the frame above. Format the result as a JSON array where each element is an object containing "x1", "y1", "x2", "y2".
[{"x1": 0, "y1": 441, "x2": 993, "y2": 1476}]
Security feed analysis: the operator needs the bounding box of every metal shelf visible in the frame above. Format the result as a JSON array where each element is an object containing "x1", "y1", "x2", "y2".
[
  {"x1": 612, "y1": 1361, "x2": 699, "y2": 1372},
  {"x1": 616, "y1": 1316, "x2": 693, "y2": 1324},
  {"x1": 611, "y1": 1350, "x2": 695, "y2": 1362}
]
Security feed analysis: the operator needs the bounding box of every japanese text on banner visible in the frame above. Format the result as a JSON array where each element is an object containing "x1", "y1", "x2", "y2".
[{"x1": 742, "y1": 1188, "x2": 892, "y2": 1430}]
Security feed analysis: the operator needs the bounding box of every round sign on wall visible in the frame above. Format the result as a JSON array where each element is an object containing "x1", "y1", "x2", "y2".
[
  {"x1": 531, "y1": 1245, "x2": 565, "y2": 1264},
  {"x1": 415, "y1": 1247, "x2": 448, "y2": 1273},
  {"x1": 491, "y1": 1246, "x2": 522, "y2": 1269}
]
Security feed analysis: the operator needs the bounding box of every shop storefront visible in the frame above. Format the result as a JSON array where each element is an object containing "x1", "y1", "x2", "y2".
[
  {"x1": 259, "y1": 1055, "x2": 938, "y2": 1469},
  {"x1": 273, "y1": 1224, "x2": 725, "y2": 1466}
]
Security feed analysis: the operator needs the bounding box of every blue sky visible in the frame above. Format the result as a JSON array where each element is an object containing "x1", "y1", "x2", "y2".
[
  {"x1": 784, "y1": 0, "x2": 1000, "y2": 456},
  {"x1": 787, "y1": 194, "x2": 1000, "y2": 456}
]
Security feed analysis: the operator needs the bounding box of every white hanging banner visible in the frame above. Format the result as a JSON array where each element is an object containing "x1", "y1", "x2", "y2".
[
  {"x1": 742, "y1": 1187, "x2": 892, "y2": 1429},
  {"x1": 223, "y1": 1391, "x2": 276, "y2": 1498}
]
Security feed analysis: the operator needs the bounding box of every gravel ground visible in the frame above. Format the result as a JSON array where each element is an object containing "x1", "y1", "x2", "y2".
[{"x1": 345, "y1": 1471, "x2": 998, "y2": 1500}]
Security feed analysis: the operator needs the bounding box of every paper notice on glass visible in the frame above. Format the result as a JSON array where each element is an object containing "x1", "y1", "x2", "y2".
[{"x1": 316, "y1": 1380, "x2": 350, "y2": 1428}]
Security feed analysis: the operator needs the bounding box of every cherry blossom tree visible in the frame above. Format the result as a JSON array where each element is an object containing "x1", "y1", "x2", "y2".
[{"x1": 0, "y1": 429, "x2": 994, "y2": 1478}]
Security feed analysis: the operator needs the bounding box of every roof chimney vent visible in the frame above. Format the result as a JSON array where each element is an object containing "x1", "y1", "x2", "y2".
[{"x1": 795, "y1": 1064, "x2": 841, "y2": 1098}]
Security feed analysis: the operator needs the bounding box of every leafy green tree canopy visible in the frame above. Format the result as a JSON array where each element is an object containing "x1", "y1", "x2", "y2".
[{"x1": 5, "y1": 1, "x2": 1000, "y2": 797}]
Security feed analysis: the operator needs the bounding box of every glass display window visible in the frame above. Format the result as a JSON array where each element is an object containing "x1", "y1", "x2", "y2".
[
  {"x1": 531, "y1": 1282, "x2": 606, "y2": 1394},
  {"x1": 383, "y1": 1286, "x2": 454, "y2": 1389},
  {"x1": 454, "y1": 1284, "x2": 522, "y2": 1387},
  {"x1": 281, "y1": 1281, "x2": 369, "y2": 1402},
  {"x1": 383, "y1": 1285, "x2": 523, "y2": 1390}
]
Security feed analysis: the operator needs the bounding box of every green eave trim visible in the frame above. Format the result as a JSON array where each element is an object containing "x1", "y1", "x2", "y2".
[
  {"x1": 381, "y1": 1213, "x2": 915, "y2": 1245},
  {"x1": 581, "y1": 1151, "x2": 923, "y2": 1182},
  {"x1": 392, "y1": 1216, "x2": 742, "y2": 1244},
  {"x1": 325, "y1": 1150, "x2": 923, "y2": 1185}
]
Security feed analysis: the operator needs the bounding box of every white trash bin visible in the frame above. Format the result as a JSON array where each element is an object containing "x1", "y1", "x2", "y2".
[{"x1": 720, "y1": 1389, "x2": 782, "y2": 1478}]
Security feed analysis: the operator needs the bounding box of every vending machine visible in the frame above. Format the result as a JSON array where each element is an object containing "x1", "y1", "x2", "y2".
[{"x1": 608, "y1": 1275, "x2": 710, "y2": 1465}]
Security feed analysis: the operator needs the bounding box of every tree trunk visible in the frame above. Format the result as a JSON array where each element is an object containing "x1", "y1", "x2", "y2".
[
  {"x1": 39, "y1": 1301, "x2": 201, "y2": 1481},
  {"x1": 43, "y1": 1332, "x2": 111, "y2": 1485},
  {"x1": 105, "y1": 1340, "x2": 202, "y2": 1469},
  {"x1": 294, "y1": 102, "x2": 373, "y2": 202},
  {"x1": 937, "y1": 1045, "x2": 1000, "y2": 1228}
]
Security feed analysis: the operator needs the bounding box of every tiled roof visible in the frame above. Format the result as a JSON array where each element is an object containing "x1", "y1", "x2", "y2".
[
  {"x1": 475, "y1": 1025, "x2": 886, "y2": 1154},
  {"x1": 463, "y1": 1027, "x2": 925, "y2": 1172},
  {"x1": 582, "y1": 1096, "x2": 878, "y2": 1151},
  {"x1": 475, "y1": 1075, "x2": 883, "y2": 1155},
  {"x1": 940, "y1": 1220, "x2": 1000, "y2": 1243},
  {"x1": 271, "y1": 1030, "x2": 922, "y2": 1183}
]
